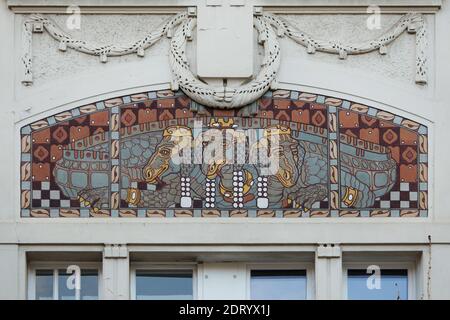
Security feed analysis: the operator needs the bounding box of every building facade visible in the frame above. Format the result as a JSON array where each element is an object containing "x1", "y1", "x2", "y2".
[{"x1": 0, "y1": 0, "x2": 449, "y2": 300}]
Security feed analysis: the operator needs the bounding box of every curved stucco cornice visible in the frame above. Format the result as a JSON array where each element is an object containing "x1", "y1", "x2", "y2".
[{"x1": 13, "y1": 56, "x2": 434, "y2": 127}]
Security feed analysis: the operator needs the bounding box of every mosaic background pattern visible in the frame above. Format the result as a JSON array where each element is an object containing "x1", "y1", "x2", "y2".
[{"x1": 20, "y1": 89, "x2": 428, "y2": 218}]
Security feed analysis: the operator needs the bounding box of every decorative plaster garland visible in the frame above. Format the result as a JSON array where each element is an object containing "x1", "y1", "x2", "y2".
[
  {"x1": 21, "y1": 12, "x2": 187, "y2": 85},
  {"x1": 21, "y1": 10, "x2": 428, "y2": 109},
  {"x1": 263, "y1": 12, "x2": 428, "y2": 85},
  {"x1": 168, "y1": 15, "x2": 281, "y2": 108}
]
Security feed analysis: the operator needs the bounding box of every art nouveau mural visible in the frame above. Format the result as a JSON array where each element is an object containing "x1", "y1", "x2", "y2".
[{"x1": 20, "y1": 89, "x2": 428, "y2": 218}]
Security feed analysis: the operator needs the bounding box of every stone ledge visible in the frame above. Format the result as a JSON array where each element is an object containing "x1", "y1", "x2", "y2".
[{"x1": 7, "y1": 0, "x2": 442, "y2": 14}]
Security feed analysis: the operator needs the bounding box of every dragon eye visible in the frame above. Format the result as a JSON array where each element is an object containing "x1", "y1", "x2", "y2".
[{"x1": 159, "y1": 148, "x2": 171, "y2": 157}]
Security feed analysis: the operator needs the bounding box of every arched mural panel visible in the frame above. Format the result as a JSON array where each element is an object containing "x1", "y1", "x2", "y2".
[{"x1": 20, "y1": 89, "x2": 428, "y2": 218}]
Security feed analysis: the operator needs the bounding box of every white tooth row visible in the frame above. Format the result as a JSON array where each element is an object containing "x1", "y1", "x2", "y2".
[
  {"x1": 257, "y1": 178, "x2": 268, "y2": 198},
  {"x1": 203, "y1": 175, "x2": 269, "y2": 208},
  {"x1": 181, "y1": 177, "x2": 191, "y2": 197},
  {"x1": 233, "y1": 171, "x2": 244, "y2": 208},
  {"x1": 205, "y1": 178, "x2": 216, "y2": 208}
]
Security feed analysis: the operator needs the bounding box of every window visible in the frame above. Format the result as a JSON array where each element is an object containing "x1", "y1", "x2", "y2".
[
  {"x1": 35, "y1": 270, "x2": 53, "y2": 300},
  {"x1": 347, "y1": 269, "x2": 408, "y2": 300},
  {"x1": 343, "y1": 253, "x2": 419, "y2": 300},
  {"x1": 28, "y1": 263, "x2": 101, "y2": 300},
  {"x1": 247, "y1": 264, "x2": 314, "y2": 300},
  {"x1": 250, "y1": 270, "x2": 307, "y2": 300},
  {"x1": 131, "y1": 265, "x2": 195, "y2": 300}
]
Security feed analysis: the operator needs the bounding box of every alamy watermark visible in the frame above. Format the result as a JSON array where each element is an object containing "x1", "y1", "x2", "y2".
[
  {"x1": 66, "y1": 5, "x2": 81, "y2": 30},
  {"x1": 66, "y1": 264, "x2": 81, "y2": 299},
  {"x1": 366, "y1": 265, "x2": 381, "y2": 290},
  {"x1": 367, "y1": 5, "x2": 382, "y2": 30},
  {"x1": 168, "y1": 120, "x2": 281, "y2": 175}
]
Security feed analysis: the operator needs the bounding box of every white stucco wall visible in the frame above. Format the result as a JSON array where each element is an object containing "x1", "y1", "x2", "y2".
[{"x1": 0, "y1": 0, "x2": 449, "y2": 299}]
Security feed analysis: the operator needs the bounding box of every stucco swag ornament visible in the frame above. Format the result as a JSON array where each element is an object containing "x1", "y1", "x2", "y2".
[{"x1": 22, "y1": 9, "x2": 427, "y2": 109}]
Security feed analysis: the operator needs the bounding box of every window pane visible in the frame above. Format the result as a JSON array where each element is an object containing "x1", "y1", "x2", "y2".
[
  {"x1": 347, "y1": 269, "x2": 408, "y2": 300},
  {"x1": 135, "y1": 270, "x2": 193, "y2": 300},
  {"x1": 250, "y1": 270, "x2": 307, "y2": 300},
  {"x1": 35, "y1": 270, "x2": 54, "y2": 300},
  {"x1": 58, "y1": 269, "x2": 75, "y2": 300},
  {"x1": 58, "y1": 269, "x2": 99, "y2": 300},
  {"x1": 80, "y1": 270, "x2": 99, "y2": 300}
]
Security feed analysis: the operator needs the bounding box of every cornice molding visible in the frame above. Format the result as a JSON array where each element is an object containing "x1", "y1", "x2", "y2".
[{"x1": 7, "y1": 0, "x2": 442, "y2": 14}]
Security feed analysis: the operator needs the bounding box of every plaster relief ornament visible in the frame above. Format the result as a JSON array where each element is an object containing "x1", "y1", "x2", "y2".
[{"x1": 22, "y1": 9, "x2": 427, "y2": 108}]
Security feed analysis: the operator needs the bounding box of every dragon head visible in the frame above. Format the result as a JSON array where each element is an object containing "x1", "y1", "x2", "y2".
[
  {"x1": 251, "y1": 125, "x2": 303, "y2": 188},
  {"x1": 143, "y1": 125, "x2": 192, "y2": 184}
]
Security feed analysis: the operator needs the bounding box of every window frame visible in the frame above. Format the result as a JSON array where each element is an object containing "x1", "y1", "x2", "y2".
[
  {"x1": 27, "y1": 261, "x2": 103, "y2": 300},
  {"x1": 342, "y1": 262, "x2": 416, "y2": 300},
  {"x1": 245, "y1": 263, "x2": 315, "y2": 300},
  {"x1": 130, "y1": 263, "x2": 198, "y2": 300}
]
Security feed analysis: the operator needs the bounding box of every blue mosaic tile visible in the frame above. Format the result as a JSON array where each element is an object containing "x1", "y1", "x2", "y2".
[
  {"x1": 166, "y1": 209, "x2": 175, "y2": 217},
  {"x1": 193, "y1": 210, "x2": 201, "y2": 217},
  {"x1": 111, "y1": 131, "x2": 119, "y2": 139},
  {"x1": 50, "y1": 209, "x2": 59, "y2": 217},
  {"x1": 342, "y1": 101, "x2": 351, "y2": 109},
  {"x1": 393, "y1": 116, "x2": 403, "y2": 125},
  {"x1": 316, "y1": 95, "x2": 325, "y2": 103},
  {"x1": 367, "y1": 107, "x2": 377, "y2": 116},
  {"x1": 21, "y1": 126, "x2": 31, "y2": 134},
  {"x1": 21, "y1": 181, "x2": 31, "y2": 190},
  {"x1": 138, "y1": 209, "x2": 146, "y2": 217},
  {"x1": 418, "y1": 125, "x2": 428, "y2": 134},
  {"x1": 41, "y1": 182, "x2": 50, "y2": 190},
  {"x1": 21, "y1": 209, "x2": 30, "y2": 217},
  {"x1": 290, "y1": 91, "x2": 299, "y2": 100},
  {"x1": 80, "y1": 209, "x2": 90, "y2": 217},
  {"x1": 400, "y1": 182, "x2": 410, "y2": 191},
  {"x1": 47, "y1": 116, "x2": 56, "y2": 125},
  {"x1": 420, "y1": 154, "x2": 428, "y2": 163},
  {"x1": 361, "y1": 210, "x2": 370, "y2": 217},
  {"x1": 71, "y1": 108, "x2": 80, "y2": 117},
  {"x1": 21, "y1": 153, "x2": 31, "y2": 162}
]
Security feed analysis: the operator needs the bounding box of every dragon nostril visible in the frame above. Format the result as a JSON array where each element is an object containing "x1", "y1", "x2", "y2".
[{"x1": 145, "y1": 168, "x2": 153, "y2": 178}]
